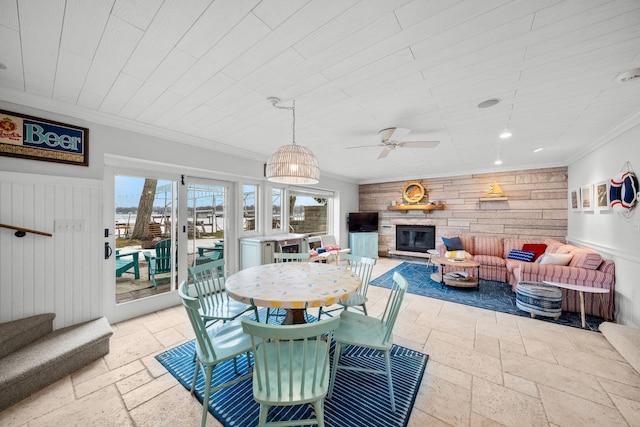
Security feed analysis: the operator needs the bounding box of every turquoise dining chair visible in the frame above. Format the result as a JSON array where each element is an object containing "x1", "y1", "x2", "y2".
[
  {"x1": 178, "y1": 281, "x2": 253, "y2": 427},
  {"x1": 188, "y1": 259, "x2": 259, "y2": 326},
  {"x1": 317, "y1": 253, "x2": 376, "y2": 319},
  {"x1": 266, "y1": 252, "x2": 311, "y2": 323},
  {"x1": 327, "y1": 271, "x2": 408, "y2": 412},
  {"x1": 241, "y1": 316, "x2": 340, "y2": 427}
]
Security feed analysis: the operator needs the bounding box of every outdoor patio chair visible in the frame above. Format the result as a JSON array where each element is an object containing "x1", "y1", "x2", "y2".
[
  {"x1": 327, "y1": 271, "x2": 408, "y2": 412},
  {"x1": 241, "y1": 316, "x2": 340, "y2": 427},
  {"x1": 148, "y1": 222, "x2": 163, "y2": 238},
  {"x1": 115, "y1": 250, "x2": 140, "y2": 279},
  {"x1": 143, "y1": 238, "x2": 173, "y2": 288},
  {"x1": 178, "y1": 281, "x2": 253, "y2": 427},
  {"x1": 317, "y1": 253, "x2": 376, "y2": 319},
  {"x1": 266, "y1": 252, "x2": 310, "y2": 323},
  {"x1": 188, "y1": 220, "x2": 203, "y2": 238}
]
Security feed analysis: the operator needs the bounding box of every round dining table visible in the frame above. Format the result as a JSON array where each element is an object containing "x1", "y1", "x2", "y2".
[{"x1": 225, "y1": 262, "x2": 362, "y2": 324}]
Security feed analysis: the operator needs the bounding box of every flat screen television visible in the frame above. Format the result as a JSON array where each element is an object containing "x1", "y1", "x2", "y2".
[{"x1": 348, "y1": 212, "x2": 379, "y2": 232}]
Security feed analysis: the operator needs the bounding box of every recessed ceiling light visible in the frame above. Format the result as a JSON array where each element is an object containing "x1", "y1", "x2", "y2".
[
  {"x1": 499, "y1": 130, "x2": 512, "y2": 139},
  {"x1": 478, "y1": 98, "x2": 500, "y2": 108},
  {"x1": 0, "y1": 63, "x2": 7, "y2": 70},
  {"x1": 533, "y1": 148, "x2": 543, "y2": 153},
  {"x1": 494, "y1": 159, "x2": 503, "y2": 165},
  {"x1": 617, "y1": 68, "x2": 640, "y2": 82}
]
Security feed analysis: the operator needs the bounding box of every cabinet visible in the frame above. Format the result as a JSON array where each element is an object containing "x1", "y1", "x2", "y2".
[
  {"x1": 349, "y1": 232, "x2": 378, "y2": 258},
  {"x1": 239, "y1": 238, "x2": 274, "y2": 269}
]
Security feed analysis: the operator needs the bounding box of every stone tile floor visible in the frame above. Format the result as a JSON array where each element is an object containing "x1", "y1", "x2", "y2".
[{"x1": 1, "y1": 257, "x2": 639, "y2": 426}]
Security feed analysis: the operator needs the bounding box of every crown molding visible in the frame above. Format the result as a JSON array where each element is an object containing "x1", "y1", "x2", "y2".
[
  {"x1": 355, "y1": 161, "x2": 568, "y2": 185},
  {"x1": 566, "y1": 107, "x2": 640, "y2": 165},
  {"x1": 0, "y1": 88, "x2": 267, "y2": 162}
]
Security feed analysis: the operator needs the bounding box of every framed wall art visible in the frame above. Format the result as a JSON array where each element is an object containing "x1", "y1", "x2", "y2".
[
  {"x1": 569, "y1": 188, "x2": 580, "y2": 212},
  {"x1": 595, "y1": 181, "x2": 610, "y2": 211},
  {"x1": 580, "y1": 184, "x2": 593, "y2": 212},
  {"x1": 402, "y1": 181, "x2": 426, "y2": 203},
  {"x1": 0, "y1": 109, "x2": 89, "y2": 166}
]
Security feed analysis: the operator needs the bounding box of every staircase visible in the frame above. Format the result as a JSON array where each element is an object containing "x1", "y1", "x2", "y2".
[{"x1": 0, "y1": 314, "x2": 113, "y2": 411}]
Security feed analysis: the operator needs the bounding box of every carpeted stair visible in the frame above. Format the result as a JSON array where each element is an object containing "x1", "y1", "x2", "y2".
[{"x1": 0, "y1": 314, "x2": 113, "y2": 411}]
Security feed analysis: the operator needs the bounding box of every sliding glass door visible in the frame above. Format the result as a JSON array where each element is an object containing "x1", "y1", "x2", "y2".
[
  {"x1": 112, "y1": 174, "x2": 230, "y2": 305},
  {"x1": 180, "y1": 179, "x2": 228, "y2": 275},
  {"x1": 114, "y1": 175, "x2": 178, "y2": 303}
]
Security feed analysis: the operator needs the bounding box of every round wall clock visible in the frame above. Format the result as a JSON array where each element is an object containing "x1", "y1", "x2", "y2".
[{"x1": 402, "y1": 182, "x2": 425, "y2": 203}]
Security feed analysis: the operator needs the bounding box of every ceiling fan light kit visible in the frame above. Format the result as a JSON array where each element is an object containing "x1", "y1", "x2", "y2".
[
  {"x1": 265, "y1": 97, "x2": 320, "y2": 185},
  {"x1": 477, "y1": 98, "x2": 500, "y2": 108}
]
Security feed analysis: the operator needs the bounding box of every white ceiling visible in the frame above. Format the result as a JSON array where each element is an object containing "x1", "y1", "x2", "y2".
[{"x1": 1, "y1": 0, "x2": 640, "y2": 183}]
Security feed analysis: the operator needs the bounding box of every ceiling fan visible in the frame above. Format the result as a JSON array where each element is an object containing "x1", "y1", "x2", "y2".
[{"x1": 347, "y1": 127, "x2": 440, "y2": 159}]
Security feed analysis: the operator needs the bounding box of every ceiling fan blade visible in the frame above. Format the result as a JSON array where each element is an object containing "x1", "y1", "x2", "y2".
[
  {"x1": 346, "y1": 144, "x2": 380, "y2": 150},
  {"x1": 388, "y1": 127, "x2": 411, "y2": 142},
  {"x1": 378, "y1": 147, "x2": 392, "y2": 159},
  {"x1": 397, "y1": 140, "x2": 440, "y2": 148}
]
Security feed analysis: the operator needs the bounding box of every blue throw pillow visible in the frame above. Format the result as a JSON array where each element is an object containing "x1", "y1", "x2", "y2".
[
  {"x1": 442, "y1": 236, "x2": 464, "y2": 251},
  {"x1": 507, "y1": 249, "x2": 536, "y2": 262}
]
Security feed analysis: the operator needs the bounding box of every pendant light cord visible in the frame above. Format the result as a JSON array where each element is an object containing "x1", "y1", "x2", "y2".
[
  {"x1": 292, "y1": 100, "x2": 296, "y2": 145},
  {"x1": 270, "y1": 98, "x2": 296, "y2": 145}
]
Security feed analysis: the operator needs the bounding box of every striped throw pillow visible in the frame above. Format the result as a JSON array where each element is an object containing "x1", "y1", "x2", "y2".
[{"x1": 507, "y1": 249, "x2": 536, "y2": 262}]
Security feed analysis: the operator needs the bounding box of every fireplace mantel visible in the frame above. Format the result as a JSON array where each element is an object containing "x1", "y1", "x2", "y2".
[{"x1": 387, "y1": 204, "x2": 444, "y2": 213}]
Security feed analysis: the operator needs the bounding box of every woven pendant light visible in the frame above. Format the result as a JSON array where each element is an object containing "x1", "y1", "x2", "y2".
[{"x1": 265, "y1": 98, "x2": 319, "y2": 184}]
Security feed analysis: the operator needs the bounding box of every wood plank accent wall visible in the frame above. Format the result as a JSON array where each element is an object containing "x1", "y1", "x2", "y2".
[
  {"x1": 0, "y1": 172, "x2": 103, "y2": 329},
  {"x1": 359, "y1": 167, "x2": 568, "y2": 256}
]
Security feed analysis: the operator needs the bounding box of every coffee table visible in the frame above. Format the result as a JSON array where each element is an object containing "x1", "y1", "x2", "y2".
[
  {"x1": 430, "y1": 257, "x2": 480, "y2": 289},
  {"x1": 543, "y1": 280, "x2": 610, "y2": 328}
]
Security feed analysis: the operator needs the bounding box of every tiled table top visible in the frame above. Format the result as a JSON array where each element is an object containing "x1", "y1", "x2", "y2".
[{"x1": 226, "y1": 262, "x2": 361, "y2": 309}]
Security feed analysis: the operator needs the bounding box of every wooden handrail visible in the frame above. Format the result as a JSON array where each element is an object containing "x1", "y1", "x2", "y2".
[{"x1": 0, "y1": 223, "x2": 52, "y2": 237}]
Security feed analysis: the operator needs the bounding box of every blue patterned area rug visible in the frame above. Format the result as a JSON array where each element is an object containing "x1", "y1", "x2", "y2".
[
  {"x1": 371, "y1": 261, "x2": 604, "y2": 331},
  {"x1": 156, "y1": 312, "x2": 428, "y2": 427}
]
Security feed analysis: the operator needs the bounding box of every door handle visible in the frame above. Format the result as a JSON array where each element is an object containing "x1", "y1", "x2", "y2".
[{"x1": 105, "y1": 242, "x2": 113, "y2": 259}]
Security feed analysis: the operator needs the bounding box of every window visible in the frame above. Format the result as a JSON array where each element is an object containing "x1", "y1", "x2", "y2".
[
  {"x1": 271, "y1": 187, "x2": 283, "y2": 231},
  {"x1": 289, "y1": 189, "x2": 332, "y2": 237},
  {"x1": 243, "y1": 184, "x2": 257, "y2": 232}
]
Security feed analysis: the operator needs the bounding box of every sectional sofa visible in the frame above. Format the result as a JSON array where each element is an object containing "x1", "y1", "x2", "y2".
[{"x1": 435, "y1": 235, "x2": 615, "y2": 320}]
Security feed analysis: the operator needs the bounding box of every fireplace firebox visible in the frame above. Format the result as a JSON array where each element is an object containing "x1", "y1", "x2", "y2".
[{"x1": 396, "y1": 225, "x2": 435, "y2": 253}]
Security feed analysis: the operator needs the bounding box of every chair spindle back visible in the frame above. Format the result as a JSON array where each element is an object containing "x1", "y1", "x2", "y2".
[
  {"x1": 178, "y1": 281, "x2": 218, "y2": 362},
  {"x1": 188, "y1": 259, "x2": 228, "y2": 314},
  {"x1": 242, "y1": 317, "x2": 340, "y2": 401},
  {"x1": 381, "y1": 271, "x2": 408, "y2": 344}
]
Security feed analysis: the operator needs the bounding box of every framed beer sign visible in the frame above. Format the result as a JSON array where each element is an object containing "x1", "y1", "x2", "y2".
[{"x1": 0, "y1": 109, "x2": 88, "y2": 166}]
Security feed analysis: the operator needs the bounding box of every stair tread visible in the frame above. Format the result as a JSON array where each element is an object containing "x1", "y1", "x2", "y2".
[
  {"x1": 0, "y1": 318, "x2": 113, "y2": 379},
  {"x1": 0, "y1": 317, "x2": 113, "y2": 411},
  {"x1": 0, "y1": 313, "x2": 55, "y2": 359}
]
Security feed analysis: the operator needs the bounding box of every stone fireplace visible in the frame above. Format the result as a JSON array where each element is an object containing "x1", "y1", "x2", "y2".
[{"x1": 395, "y1": 225, "x2": 436, "y2": 253}]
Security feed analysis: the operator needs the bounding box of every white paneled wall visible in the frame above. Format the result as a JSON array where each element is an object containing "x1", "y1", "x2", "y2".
[{"x1": 0, "y1": 171, "x2": 103, "y2": 329}]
